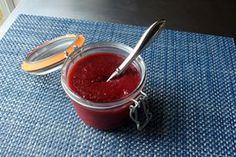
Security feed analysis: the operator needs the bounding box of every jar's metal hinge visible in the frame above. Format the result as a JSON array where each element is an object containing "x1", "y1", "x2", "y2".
[
  {"x1": 129, "y1": 91, "x2": 152, "y2": 130},
  {"x1": 64, "y1": 50, "x2": 69, "y2": 58}
]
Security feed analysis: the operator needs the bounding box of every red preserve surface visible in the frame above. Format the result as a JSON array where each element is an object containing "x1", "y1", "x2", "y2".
[{"x1": 68, "y1": 53, "x2": 141, "y2": 103}]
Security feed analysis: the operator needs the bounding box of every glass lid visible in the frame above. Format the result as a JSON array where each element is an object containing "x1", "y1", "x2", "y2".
[{"x1": 21, "y1": 34, "x2": 85, "y2": 75}]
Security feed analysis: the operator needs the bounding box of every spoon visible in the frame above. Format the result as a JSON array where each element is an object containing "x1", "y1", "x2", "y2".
[{"x1": 106, "y1": 19, "x2": 166, "y2": 82}]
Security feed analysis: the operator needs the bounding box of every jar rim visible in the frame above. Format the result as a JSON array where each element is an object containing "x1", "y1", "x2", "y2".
[{"x1": 61, "y1": 42, "x2": 146, "y2": 110}]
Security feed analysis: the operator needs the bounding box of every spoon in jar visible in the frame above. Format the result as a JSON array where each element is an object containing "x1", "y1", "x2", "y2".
[{"x1": 106, "y1": 19, "x2": 166, "y2": 82}]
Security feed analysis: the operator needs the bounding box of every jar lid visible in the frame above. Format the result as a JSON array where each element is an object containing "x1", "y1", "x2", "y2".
[{"x1": 21, "y1": 34, "x2": 85, "y2": 75}]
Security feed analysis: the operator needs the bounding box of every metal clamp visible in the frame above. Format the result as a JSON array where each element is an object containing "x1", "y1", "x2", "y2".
[
  {"x1": 64, "y1": 50, "x2": 69, "y2": 58},
  {"x1": 64, "y1": 35, "x2": 85, "y2": 59},
  {"x1": 129, "y1": 91, "x2": 152, "y2": 130}
]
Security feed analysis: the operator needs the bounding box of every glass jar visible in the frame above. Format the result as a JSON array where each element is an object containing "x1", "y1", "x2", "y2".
[
  {"x1": 21, "y1": 35, "x2": 152, "y2": 130},
  {"x1": 61, "y1": 42, "x2": 152, "y2": 130}
]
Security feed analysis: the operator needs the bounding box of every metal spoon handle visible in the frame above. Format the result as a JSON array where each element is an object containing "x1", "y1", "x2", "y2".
[{"x1": 107, "y1": 19, "x2": 166, "y2": 82}]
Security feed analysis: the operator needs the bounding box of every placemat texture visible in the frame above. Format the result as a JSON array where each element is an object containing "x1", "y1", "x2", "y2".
[{"x1": 0, "y1": 14, "x2": 235, "y2": 157}]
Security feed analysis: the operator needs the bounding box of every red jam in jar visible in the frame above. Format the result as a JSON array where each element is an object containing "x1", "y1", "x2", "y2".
[
  {"x1": 61, "y1": 42, "x2": 147, "y2": 130},
  {"x1": 68, "y1": 53, "x2": 141, "y2": 103}
]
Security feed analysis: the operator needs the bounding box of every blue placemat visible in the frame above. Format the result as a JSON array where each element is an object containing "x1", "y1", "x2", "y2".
[{"x1": 0, "y1": 14, "x2": 235, "y2": 156}]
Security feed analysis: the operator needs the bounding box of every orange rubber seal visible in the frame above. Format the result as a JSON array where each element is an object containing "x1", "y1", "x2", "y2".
[{"x1": 21, "y1": 35, "x2": 85, "y2": 72}]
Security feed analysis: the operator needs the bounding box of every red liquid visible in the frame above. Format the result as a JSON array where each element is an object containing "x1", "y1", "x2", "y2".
[
  {"x1": 68, "y1": 53, "x2": 141, "y2": 102},
  {"x1": 67, "y1": 53, "x2": 141, "y2": 129}
]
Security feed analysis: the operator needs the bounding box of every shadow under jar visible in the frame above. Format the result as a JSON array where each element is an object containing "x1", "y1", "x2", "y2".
[{"x1": 61, "y1": 42, "x2": 152, "y2": 130}]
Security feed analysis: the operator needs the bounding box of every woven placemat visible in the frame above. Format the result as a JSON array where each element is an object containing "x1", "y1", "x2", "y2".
[{"x1": 0, "y1": 14, "x2": 235, "y2": 156}]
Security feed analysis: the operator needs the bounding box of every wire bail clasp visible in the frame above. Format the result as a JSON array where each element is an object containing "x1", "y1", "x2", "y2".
[
  {"x1": 64, "y1": 35, "x2": 85, "y2": 59},
  {"x1": 129, "y1": 91, "x2": 152, "y2": 130}
]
